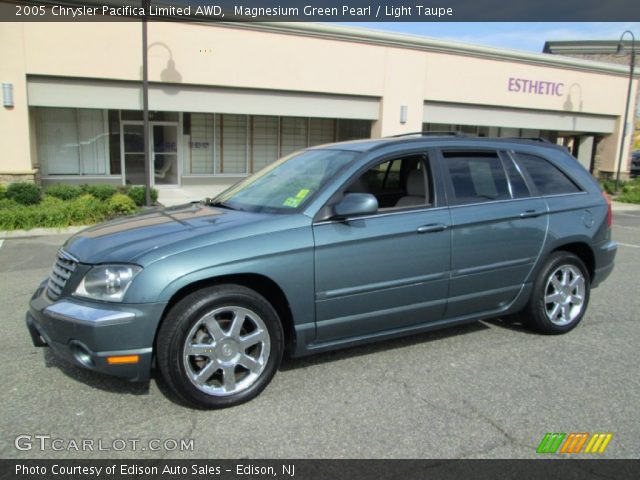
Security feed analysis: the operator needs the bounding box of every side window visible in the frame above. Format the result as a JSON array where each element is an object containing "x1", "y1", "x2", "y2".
[
  {"x1": 345, "y1": 154, "x2": 432, "y2": 210},
  {"x1": 443, "y1": 151, "x2": 511, "y2": 205},
  {"x1": 515, "y1": 153, "x2": 581, "y2": 196},
  {"x1": 361, "y1": 159, "x2": 401, "y2": 196}
]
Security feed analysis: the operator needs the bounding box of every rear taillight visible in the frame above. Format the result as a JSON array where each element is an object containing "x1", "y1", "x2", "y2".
[{"x1": 602, "y1": 191, "x2": 612, "y2": 228}]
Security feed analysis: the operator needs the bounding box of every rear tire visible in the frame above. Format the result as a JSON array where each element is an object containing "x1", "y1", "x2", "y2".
[
  {"x1": 156, "y1": 285, "x2": 284, "y2": 409},
  {"x1": 524, "y1": 252, "x2": 590, "y2": 334}
]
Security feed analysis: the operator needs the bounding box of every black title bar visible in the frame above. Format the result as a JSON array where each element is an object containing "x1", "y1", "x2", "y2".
[
  {"x1": 1, "y1": 459, "x2": 640, "y2": 480},
  {"x1": 2, "y1": 0, "x2": 640, "y2": 21}
]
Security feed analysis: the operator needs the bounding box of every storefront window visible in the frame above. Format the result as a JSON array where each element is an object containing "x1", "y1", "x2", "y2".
[
  {"x1": 250, "y1": 116, "x2": 279, "y2": 173},
  {"x1": 280, "y1": 117, "x2": 308, "y2": 157},
  {"x1": 337, "y1": 119, "x2": 371, "y2": 141},
  {"x1": 216, "y1": 114, "x2": 248, "y2": 174},
  {"x1": 182, "y1": 113, "x2": 370, "y2": 176},
  {"x1": 36, "y1": 107, "x2": 110, "y2": 176}
]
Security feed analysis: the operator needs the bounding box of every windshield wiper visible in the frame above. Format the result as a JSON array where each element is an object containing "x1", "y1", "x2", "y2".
[{"x1": 205, "y1": 199, "x2": 240, "y2": 211}]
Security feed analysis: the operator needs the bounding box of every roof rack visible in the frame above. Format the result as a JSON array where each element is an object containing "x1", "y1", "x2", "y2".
[
  {"x1": 501, "y1": 137, "x2": 553, "y2": 143},
  {"x1": 387, "y1": 131, "x2": 469, "y2": 138}
]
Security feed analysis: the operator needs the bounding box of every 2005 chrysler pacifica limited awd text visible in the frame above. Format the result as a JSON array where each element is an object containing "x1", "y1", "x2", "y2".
[{"x1": 27, "y1": 134, "x2": 617, "y2": 408}]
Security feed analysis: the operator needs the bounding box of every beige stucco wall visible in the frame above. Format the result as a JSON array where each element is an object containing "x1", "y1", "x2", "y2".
[
  {"x1": 0, "y1": 24, "x2": 36, "y2": 180},
  {"x1": 424, "y1": 52, "x2": 630, "y2": 116},
  {"x1": 2, "y1": 21, "x2": 638, "y2": 179}
]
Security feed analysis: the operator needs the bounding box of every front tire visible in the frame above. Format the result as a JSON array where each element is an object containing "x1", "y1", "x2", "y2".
[
  {"x1": 156, "y1": 285, "x2": 284, "y2": 408},
  {"x1": 524, "y1": 252, "x2": 590, "y2": 334}
]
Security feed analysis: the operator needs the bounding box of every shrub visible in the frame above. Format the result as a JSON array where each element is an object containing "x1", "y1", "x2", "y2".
[
  {"x1": 617, "y1": 189, "x2": 640, "y2": 204},
  {"x1": 617, "y1": 179, "x2": 640, "y2": 204},
  {"x1": 0, "y1": 191, "x2": 142, "y2": 231},
  {"x1": 107, "y1": 193, "x2": 138, "y2": 216},
  {"x1": 81, "y1": 183, "x2": 118, "y2": 201},
  {"x1": 45, "y1": 183, "x2": 83, "y2": 201},
  {"x1": 0, "y1": 184, "x2": 6, "y2": 200},
  {"x1": 66, "y1": 194, "x2": 108, "y2": 224},
  {"x1": 127, "y1": 186, "x2": 158, "y2": 206},
  {"x1": 6, "y1": 182, "x2": 41, "y2": 205},
  {"x1": 599, "y1": 179, "x2": 619, "y2": 195},
  {"x1": 0, "y1": 198, "x2": 18, "y2": 209},
  {"x1": 41, "y1": 195, "x2": 64, "y2": 206}
]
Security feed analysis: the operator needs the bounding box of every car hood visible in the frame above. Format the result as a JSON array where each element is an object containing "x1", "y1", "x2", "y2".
[{"x1": 63, "y1": 203, "x2": 276, "y2": 264}]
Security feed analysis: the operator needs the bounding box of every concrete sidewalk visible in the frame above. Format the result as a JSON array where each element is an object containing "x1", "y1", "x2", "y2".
[{"x1": 157, "y1": 185, "x2": 227, "y2": 207}]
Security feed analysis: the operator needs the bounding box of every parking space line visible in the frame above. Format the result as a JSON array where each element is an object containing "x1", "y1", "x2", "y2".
[
  {"x1": 614, "y1": 225, "x2": 640, "y2": 231},
  {"x1": 0, "y1": 239, "x2": 3, "y2": 250},
  {"x1": 618, "y1": 242, "x2": 640, "y2": 249}
]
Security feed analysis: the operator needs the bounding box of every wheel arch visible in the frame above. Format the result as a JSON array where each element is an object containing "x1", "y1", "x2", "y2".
[
  {"x1": 154, "y1": 273, "x2": 296, "y2": 355},
  {"x1": 550, "y1": 241, "x2": 595, "y2": 281}
]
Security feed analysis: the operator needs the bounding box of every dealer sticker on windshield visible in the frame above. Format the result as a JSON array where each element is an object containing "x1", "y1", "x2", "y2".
[
  {"x1": 283, "y1": 197, "x2": 301, "y2": 208},
  {"x1": 283, "y1": 189, "x2": 311, "y2": 208}
]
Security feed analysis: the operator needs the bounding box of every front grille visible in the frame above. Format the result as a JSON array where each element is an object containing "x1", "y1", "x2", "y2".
[{"x1": 46, "y1": 250, "x2": 78, "y2": 300}]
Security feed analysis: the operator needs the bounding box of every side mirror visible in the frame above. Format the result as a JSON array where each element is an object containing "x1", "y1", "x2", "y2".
[{"x1": 333, "y1": 193, "x2": 378, "y2": 218}]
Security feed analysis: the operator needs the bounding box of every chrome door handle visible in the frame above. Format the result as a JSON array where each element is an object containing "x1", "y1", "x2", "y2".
[
  {"x1": 417, "y1": 224, "x2": 448, "y2": 234},
  {"x1": 519, "y1": 210, "x2": 542, "y2": 219}
]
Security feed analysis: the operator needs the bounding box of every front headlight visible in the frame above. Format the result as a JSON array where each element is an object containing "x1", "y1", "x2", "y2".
[{"x1": 75, "y1": 265, "x2": 142, "y2": 302}]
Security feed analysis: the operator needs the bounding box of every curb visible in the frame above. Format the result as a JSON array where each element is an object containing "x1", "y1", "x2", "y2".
[
  {"x1": 611, "y1": 201, "x2": 640, "y2": 212},
  {"x1": 0, "y1": 225, "x2": 90, "y2": 239}
]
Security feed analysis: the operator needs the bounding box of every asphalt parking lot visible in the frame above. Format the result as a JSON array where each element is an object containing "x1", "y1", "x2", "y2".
[{"x1": 0, "y1": 210, "x2": 638, "y2": 459}]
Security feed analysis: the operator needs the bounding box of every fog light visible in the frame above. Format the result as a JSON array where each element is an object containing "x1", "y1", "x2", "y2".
[{"x1": 70, "y1": 342, "x2": 93, "y2": 367}]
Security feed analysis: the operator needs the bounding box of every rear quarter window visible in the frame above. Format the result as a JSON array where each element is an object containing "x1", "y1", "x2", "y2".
[{"x1": 515, "y1": 153, "x2": 581, "y2": 196}]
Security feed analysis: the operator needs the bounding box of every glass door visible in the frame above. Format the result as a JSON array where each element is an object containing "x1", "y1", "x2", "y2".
[
  {"x1": 122, "y1": 122, "x2": 146, "y2": 185},
  {"x1": 121, "y1": 121, "x2": 180, "y2": 186},
  {"x1": 152, "y1": 124, "x2": 179, "y2": 185}
]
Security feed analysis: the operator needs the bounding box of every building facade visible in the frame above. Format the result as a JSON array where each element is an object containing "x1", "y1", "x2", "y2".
[
  {"x1": 544, "y1": 39, "x2": 640, "y2": 177},
  {"x1": 1, "y1": 22, "x2": 637, "y2": 189}
]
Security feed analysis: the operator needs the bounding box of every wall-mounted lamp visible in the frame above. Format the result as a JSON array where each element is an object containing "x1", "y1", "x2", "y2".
[
  {"x1": 400, "y1": 105, "x2": 408, "y2": 124},
  {"x1": 2, "y1": 83, "x2": 14, "y2": 108}
]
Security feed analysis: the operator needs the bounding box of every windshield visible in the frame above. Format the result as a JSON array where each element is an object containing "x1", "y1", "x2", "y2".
[{"x1": 212, "y1": 149, "x2": 358, "y2": 213}]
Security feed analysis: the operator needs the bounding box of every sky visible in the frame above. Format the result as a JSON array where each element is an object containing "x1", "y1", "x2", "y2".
[{"x1": 339, "y1": 22, "x2": 640, "y2": 53}]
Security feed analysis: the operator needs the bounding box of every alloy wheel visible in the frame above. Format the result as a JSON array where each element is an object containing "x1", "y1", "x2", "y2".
[
  {"x1": 183, "y1": 306, "x2": 270, "y2": 396},
  {"x1": 543, "y1": 265, "x2": 586, "y2": 326}
]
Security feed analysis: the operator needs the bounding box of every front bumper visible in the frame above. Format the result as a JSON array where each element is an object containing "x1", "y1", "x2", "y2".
[{"x1": 26, "y1": 280, "x2": 167, "y2": 382}]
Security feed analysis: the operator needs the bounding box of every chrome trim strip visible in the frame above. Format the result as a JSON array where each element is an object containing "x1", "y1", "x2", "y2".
[
  {"x1": 94, "y1": 347, "x2": 153, "y2": 358},
  {"x1": 448, "y1": 191, "x2": 587, "y2": 210},
  {"x1": 44, "y1": 301, "x2": 135, "y2": 326},
  {"x1": 452, "y1": 257, "x2": 534, "y2": 277},
  {"x1": 313, "y1": 205, "x2": 448, "y2": 226},
  {"x1": 58, "y1": 249, "x2": 80, "y2": 264},
  {"x1": 316, "y1": 272, "x2": 448, "y2": 300},
  {"x1": 52, "y1": 264, "x2": 72, "y2": 279}
]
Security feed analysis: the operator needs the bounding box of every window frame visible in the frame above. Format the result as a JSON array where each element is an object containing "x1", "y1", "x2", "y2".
[
  {"x1": 509, "y1": 150, "x2": 583, "y2": 198},
  {"x1": 314, "y1": 147, "x2": 443, "y2": 222}
]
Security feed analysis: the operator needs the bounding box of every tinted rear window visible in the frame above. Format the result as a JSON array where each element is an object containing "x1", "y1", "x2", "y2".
[{"x1": 515, "y1": 153, "x2": 581, "y2": 196}]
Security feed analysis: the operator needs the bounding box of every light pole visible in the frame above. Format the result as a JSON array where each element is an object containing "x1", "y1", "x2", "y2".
[
  {"x1": 141, "y1": 0, "x2": 152, "y2": 207},
  {"x1": 614, "y1": 30, "x2": 636, "y2": 192}
]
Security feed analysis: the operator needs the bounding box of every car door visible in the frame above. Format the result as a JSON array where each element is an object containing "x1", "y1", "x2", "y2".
[
  {"x1": 439, "y1": 148, "x2": 547, "y2": 318},
  {"x1": 312, "y1": 152, "x2": 452, "y2": 343}
]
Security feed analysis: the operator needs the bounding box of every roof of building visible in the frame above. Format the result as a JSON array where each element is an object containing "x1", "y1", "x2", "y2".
[
  {"x1": 227, "y1": 22, "x2": 632, "y2": 76},
  {"x1": 543, "y1": 40, "x2": 636, "y2": 54}
]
